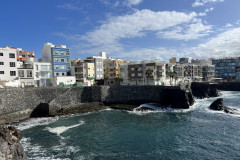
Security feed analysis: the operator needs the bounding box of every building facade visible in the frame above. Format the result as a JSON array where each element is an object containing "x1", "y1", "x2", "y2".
[
  {"x1": 212, "y1": 57, "x2": 240, "y2": 81},
  {"x1": 34, "y1": 62, "x2": 52, "y2": 87},
  {"x1": 71, "y1": 58, "x2": 87, "y2": 86},
  {"x1": 86, "y1": 62, "x2": 95, "y2": 86},
  {"x1": 17, "y1": 50, "x2": 35, "y2": 63},
  {"x1": 0, "y1": 47, "x2": 18, "y2": 81}
]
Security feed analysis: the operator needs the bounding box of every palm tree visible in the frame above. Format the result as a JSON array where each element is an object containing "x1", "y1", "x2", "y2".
[
  {"x1": 168, "y1": 71, "x2": 174, "y2": 85},
  {"x1": 134, "y1": 65, "x2": 139, "y2": 85},
  {"x1": 146, "y1": 69, "x2": 153, "y2": 85},
  {"x1": 104, "y1": 72, "x2": 110, "y2": 85}
]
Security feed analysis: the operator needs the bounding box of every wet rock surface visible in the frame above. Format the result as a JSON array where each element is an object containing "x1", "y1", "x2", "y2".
[
  {"x1": 191, "y1": 82, "x2": 220, "y2": 99},
  {"x1": 209, "y1": 98, "x2": 239, "y2": 114},
  {"x1": 0, "y1": 125, "x2": 27, "y2": 160}
]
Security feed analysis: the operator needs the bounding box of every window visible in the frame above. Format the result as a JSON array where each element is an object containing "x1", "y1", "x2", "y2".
[
  {"x1": 0, "y1": 53, "x2": 3, "y2": 56},
  {"x1": 62, "y1": 73, "x2": 65, "y2": 76},
  {"x1": 27, "y1": 70, "x2": 32, "y2": 77},
  {"x1": 35, "y1": 65, "x2": 38, "y2": 71},
  {"x1": 55, "y1": 52, "x2": 58, "y2": 55},
  {"x1": 66, "y1": 52, "x2": 70, "y2": 55},
  {"x1": 18, "y1": 70, "x2": 24, "y2": 77},
  {"x1": 61, "y1": 52, "x2": 64, "y2": 55},
  {"x1": 0, "y1": 71, "x2": 4, "y2": 74},
  {"x1": 131, "y1": 68, "x2": 134, "y2": 71},
  {"x1": 61, "y1": 65, "x2": 65, "y2": 69},
  {"x1": 10, "y1": 71, "x2": 16, "y2": 76},
  {"x1": 138, "y1": 73, "x2": 142, "y2": 76},
  {"x1": 9, "y1": 53, "x2": 15, "y2": 58},
  {"x1": 27, "y1": 82, "x2": 32, "y2": 86},
  {"x1": 10, "y1": 62, "x2": 15, "y2": 67},
  {"x1": 56, "y1": 73, "x2": 59, "y2": 76},
  {"x1": 0, "y1": 62, "x2": 4, "y2": 65},
  {"x1": 55, "y1": 58, "x2": 59, "y2": 62},
  {"x1": 131, "y1": 73, "x2": 135, "y2": 77},
  {"x1": 35, "y1": 72, "x2": 39, "y2": 78},
  {"x1": 22, "y1": 54, "x2": 26, "y2": 57},
  {"x1": 55, "y1": 65, "x2": 59, "y2": 69},
  {"x1": 66, "y1": 65, "x2": 70, "y2": 69}
]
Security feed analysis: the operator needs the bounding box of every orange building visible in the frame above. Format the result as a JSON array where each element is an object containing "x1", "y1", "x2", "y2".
[{"x1": 17, "y1": 50, "x2": 35, "y2": 62}]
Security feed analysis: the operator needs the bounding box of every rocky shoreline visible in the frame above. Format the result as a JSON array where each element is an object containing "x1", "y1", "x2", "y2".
[{"x1": 0, "y1": 125, "x2": 27, "y2": 160}]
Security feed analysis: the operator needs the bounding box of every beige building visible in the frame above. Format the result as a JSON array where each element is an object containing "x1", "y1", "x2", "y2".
[
  {"x1": 169, "y1": 57, "x2": 177, "y2": 64},
  {"x1": 104, "y1": 58, "x2": 127, "y2": 85},
  {"x1": 86, "y1": 63, "x2": 95, "y2": 86}
]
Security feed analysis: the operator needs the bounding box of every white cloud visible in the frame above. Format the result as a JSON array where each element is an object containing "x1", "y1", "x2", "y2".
[
  {"x1": 192, "y1": 0, "x2": 224, "y2": 7},
  {"x1": 81, "y1": 10, "x2": 199, "y2": 46},
  {"x1": 54, "y1": 9, "x2": 216, "y2": 60},
  {"x1": 158, "y1": 19, "x2": 212, "y2": 40},
  {"x1": 125, "y1": 0, "x2": 143, "y2": 6},
  {"x1": 57, "y1": 3, "x2": 82, "y2": 11},
  {"x1": 225, "y1": 23, "x2": 233, "y2": 27},
  {"x1": 117, "y1": 28, "x2": 240, "y2": 60},
  {"x1": 194, "y1": 27, "x2": 240, "y2": 58}
]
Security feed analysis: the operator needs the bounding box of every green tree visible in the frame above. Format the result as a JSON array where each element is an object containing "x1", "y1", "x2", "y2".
[
  {"x1": 134, "y1": 65, "x2": 139, "y2": 85},
  {"x1": 146, "y1": 68, "x2": 153, "y2": 85},
  {"x1": 104, "y1": 72, "x2": 110, "y2": 85}
]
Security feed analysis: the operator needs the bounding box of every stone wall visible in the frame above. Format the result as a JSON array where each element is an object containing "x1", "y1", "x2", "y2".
[
  {"x1": 190, "y1": 82, "x2": 219, "y2": 99},
  {"x1": 0, "y1": 86, "x2": 193, "y2": 124},
  {"x1": 216, "y1": 82, "x2": 240, "y2": 91}
]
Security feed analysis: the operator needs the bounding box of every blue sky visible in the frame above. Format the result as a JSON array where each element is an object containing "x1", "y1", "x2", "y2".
[{"x1": 1, "y1": 0, "x2": 240, "y2": 61}]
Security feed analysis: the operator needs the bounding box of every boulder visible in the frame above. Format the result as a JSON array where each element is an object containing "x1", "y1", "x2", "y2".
[
  {"x1": 209, "y1": 98, "x2": 238, "y2": 114},
  {"x1": 0, "y1": 125, "x2": 27, "y2": 160},
  {"x1": 209, "y1": 98, "x2": 225, "y2": 110}
]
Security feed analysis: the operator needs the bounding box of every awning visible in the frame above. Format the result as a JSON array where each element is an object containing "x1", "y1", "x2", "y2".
[{"x1": 193, "y1": 76, "x2": 203, "y2": 79}]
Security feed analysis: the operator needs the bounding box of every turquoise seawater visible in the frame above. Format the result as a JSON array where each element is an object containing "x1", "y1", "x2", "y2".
[{"x1": 16, "y1": 91, "x2": 240, "y2": 160}]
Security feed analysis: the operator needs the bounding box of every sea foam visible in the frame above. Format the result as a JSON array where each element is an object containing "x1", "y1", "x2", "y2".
[{"x1": 47, "y1": 121, "x2": 85, "y2": 135}]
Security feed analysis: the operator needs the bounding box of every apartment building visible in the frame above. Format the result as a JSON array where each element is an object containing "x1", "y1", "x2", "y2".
[
  {"x1": 86, "y1": 62, "x2": 95, "y2": 86},
  {"x1": 121, "y1": 60, "x2": 169, "y2": 85},
  {"x1": 84, "y1": 52, "x2": 106, "y2": 84},
  {"x1": 173, "y1": 64, "x2": 215, "y2": 82},
  {"x1": 103, "y1": 58, "x2": 127, "y2": 85},
  {"x1": 34, "y1": 62, "x2": 52, "y2": 87},
  {"x1": 212, "y1": 57, "x2": 240, "y2": 81},
  {"x1": 18, "y1": 57, "x2": 35, "y2": 87},
  {"x1": 0, "y1": 46, "x2": 18, "y2": 81},
  {"x1": 71, "y1": 58, "x2": 86, "y2": 86},
  {"x1": 41, "y1": 43, "x2": 71, "y2": 77},
  {"x1": 17, "y1": 50, "x2": 35, "y2": 63}
]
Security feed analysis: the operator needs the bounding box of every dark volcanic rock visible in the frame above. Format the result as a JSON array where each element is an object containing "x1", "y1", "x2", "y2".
[
  {"x1": 191, "y1": 82, "x2": 220, "y2": 99},
  {"x1": 0, "y1": 125, "x2": 27, "y2": 160},
  {"x1": 209, "y1": 98, "x2": 238, "y2": 114},
  {"x1": 30, "y1": 103, "x2": 50, "y2": 117},
  {"x1": 209, "y1": 98, "x2": 225, "y2": 110}
]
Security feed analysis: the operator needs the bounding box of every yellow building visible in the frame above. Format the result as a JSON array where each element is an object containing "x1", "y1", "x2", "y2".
[
  {"x1": 169, "y1": 57, "x2": 177, "y2": 64},
  {"x1": 103, "y1": 58, "x2": 128, "y2": 85},
  {"x1": 86, "y1": 62, "x2": 95, "y2": 86}
]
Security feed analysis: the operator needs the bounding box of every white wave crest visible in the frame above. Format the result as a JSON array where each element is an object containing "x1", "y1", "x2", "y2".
[
  {"x1": 47, "y1": 121, "x2": 85, "y2": 135},
  {"x1": 15, "y1": 117, "x2": 59, "y2": 131}
]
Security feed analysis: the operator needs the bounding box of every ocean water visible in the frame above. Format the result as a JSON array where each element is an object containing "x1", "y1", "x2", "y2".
[{"x1": 16, "y1": 91, "x2": 240, "y2": 160}]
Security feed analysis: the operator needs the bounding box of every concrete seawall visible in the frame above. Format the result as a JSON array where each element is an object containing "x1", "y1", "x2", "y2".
[
  {"x1": 216, "y1": 82, "x2": 240, "y2": 91},
  {"x1": 0, "y1": 86, "x2": 193, "y2": 124}
]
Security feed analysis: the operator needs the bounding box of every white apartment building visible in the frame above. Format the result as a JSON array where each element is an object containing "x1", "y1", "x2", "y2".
[
  {"x1": 34, "y1": 62, "x2": 52, "y2": 87},
  {"x1": 0, "y1": 47, "x2": 18, "y2": 81},
  {"x1": 18, "y1": 57, "x2": 35, "y2": 87},
  {"x1": 84, "y1": 52, "x2": 106, "y2": 81}
]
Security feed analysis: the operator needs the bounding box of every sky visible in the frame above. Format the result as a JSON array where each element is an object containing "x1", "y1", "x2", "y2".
[{"x1": 0, "y1": 0, "x2": 240, "y2": 61}]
